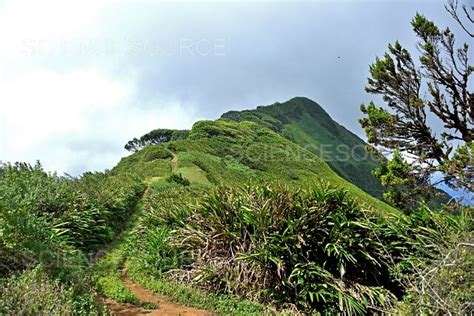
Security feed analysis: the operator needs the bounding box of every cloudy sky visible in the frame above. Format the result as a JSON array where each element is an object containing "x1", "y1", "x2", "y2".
[{"x1": 0, "y1": 0, "x2": 470, "y2": 175}]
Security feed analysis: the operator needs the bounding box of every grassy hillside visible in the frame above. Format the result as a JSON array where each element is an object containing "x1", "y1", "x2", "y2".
[
  {"x1": 114, "y1": 118, "x2": 394, "y2": 212},
  {"x1": 221, "y1": 97, "x2": 385, "y2": 198},
  {"x1": 2, "y1": 108, "x2": 470, "y2": 315}
]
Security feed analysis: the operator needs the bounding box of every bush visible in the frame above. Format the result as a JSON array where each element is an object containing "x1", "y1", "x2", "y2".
[
  {"x1": 142, "y1": 146, "x2": 173, "y2": 162},
  {"x1": 166, "y1": 173, "x2": 190, "y2": 186},
  {"x1": 166, "y1": 184, "x2": 394, "y2": 313},
  {"x1": 0, "y1": 268, "x2": 73, "y2": 315},
  {"x1": 0, "y1": 268, "x2": 102, "y2": 315},
  {"x1": 0, "y1": 161, "x2": 145, "y2": 313},
  {"x1": 164, "y1": 183, "x2": 466, "y2": 314},
  {"x1": 396, "y1": 207, "x2": 473, "y2": 315}
]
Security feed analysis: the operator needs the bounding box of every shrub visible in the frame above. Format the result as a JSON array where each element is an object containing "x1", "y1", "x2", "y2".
[
  {"x1": 0, "y1": 268, "x2": 73, "y2": 315},
  {"x1": 0, "y1": 161, "x2": 145, "y2": 313},
  {"x1": 395, "y1": 206, "x2": 473, "y2": 315},
  {"x1": 142, "y1": 146, "x2": 173, "y2": 162},
  {"x1": 166, "y1": 173, "x2": 190, "y2": 186},
  {"x1": 0, "y1": 268, "x2": 102, "y2": 315},
  {"x1": 167, "y1": 184, "x2": 396, "y2": 313},
  {"x1": 165, "y1": 183, "x2": 466, "y2": 314}
]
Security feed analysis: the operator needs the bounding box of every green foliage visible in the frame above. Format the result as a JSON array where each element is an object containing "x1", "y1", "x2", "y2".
[
  {"x1": 439, "y1": 142, "x2": 473, "y2": 192},
  {"x1": 412, "y1": 13, "x2": 440, "y2": 39},
  {"x1": 96, "y1": 274, "x2": 138, "y2": 304},
  {"x1": 0, "y1": 267, "x2": 102, "y2": 315},
  {"x1": 400, "y1": 231, "x2": 473, "y2": 315},
  {"x1": 128, "y1": 184, "x2": 202, "y2": 274},
  {"x1": 94, "y1": 182, "x2": 266, "y2": 315},
  {"x1": 148, "y1": 183, "x2": 467, "y2": 314},
  {"x1": 143, "y1": 146, "x2": 173, "y2": 162},
  {"x1": 125, "y1": 128, "x2": 189, "y2": 152},
  {"x1": 166, "y1": 173, "x2": 190, "y2": 186},
  {"x1": 168, "y1": 183, "x2": 399, "y2": 313},
  {"x1": 0, "y1": 161, "x2": 144, "y2": 313},
  {"x1": 360, "y1": 10, "x2": 473, "y2": 198},
  {"x1": 359, "y1": 101, "x2": 397, "y2": 146},
  {"x1": 2, "y1": 94, "x2": 468, "y2": 315},
  {"x1": 117, "y1": 117, "x2": 395, "y2": 212},
  {"x1": 373, "y1": 150, "x2": 417, "y2": 209},
  {"x1": 0, "y1": 268, "x2": 73, "y2": 315},
  {"x1": 222, "y1": 97, "x2": 385, "y2": 198}
]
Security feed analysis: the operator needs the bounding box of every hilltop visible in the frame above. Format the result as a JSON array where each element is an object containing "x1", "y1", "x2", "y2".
[
  {"x1": 114, "y1": 100, "x2": 392, "y2": 212},
  {"x1": 221, "y1": 97, "x2": 385, "y2": 198}
]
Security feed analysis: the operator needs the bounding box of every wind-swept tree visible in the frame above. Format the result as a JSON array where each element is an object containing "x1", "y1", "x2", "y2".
[
  {"x1": 360, "y1": 2, "x2": 473, "y2": 208},
  {"x1": 124, "y1": 129, "x2": 189, "y2": 152}
]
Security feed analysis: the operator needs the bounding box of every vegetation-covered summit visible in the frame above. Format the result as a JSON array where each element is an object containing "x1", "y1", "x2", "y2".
[
  {"x1": 222, "y1": 97, "x2": 385, "y2": 198},
  {"x1": 116, "y1": 115, "x2": 393, "y2": 212}
]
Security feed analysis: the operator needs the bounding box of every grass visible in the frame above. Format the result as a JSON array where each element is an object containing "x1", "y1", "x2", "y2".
[
  {"x1": 221, "y1": 97, "x2": 386, "y2": 198},
  {"x1": 91, "y1": 179, "x2": 272, "y2": 314},
  {"x1": 176, "y1": 166, "x2": 211, "y2": 186},
  {"x1": 91, "y1": 198, "x2": 146, "y2": 307},
  {"x1": 93, "y1": 241, "x2": 139, "y2": 304},
  {"x1": 125, "y1": 259, "x2": 267, "y2": 315},
  {"x1": 115, "y1": 119, "x2": 396, "y2": 213}
]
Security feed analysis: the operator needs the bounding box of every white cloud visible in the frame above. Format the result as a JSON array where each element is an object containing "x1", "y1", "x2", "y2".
[
  {"x1": 0, "y1": 0, "x2": 200, "y2": 174},
  {"x1": 0, "y1": 66, "x2": 198, "y2": 174},
  {"x1": 0, "y1": 0, "x2": 204, "y2": 174}
]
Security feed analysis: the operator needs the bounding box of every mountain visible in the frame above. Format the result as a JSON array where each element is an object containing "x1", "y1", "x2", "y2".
[
  {"x1": 5, "y1": 97, "x2": 466, "y2": 316},
  {"x1": 115, "y1": 102, "x2": 394, "y2": 212},
  {"x1": 221, "y1": 97, "x2": 385, "y2": 198}
]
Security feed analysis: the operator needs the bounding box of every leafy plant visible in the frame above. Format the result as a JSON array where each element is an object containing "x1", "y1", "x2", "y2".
[
  {"x1": 166, "y1": 173, "x2": 190, "y2": 186},
  {"x1": 158, "y1": 183, "x2": 468, "y2": 314},
  {"x1": 0, "y1": 161, "x2": 145, "y2": 313}
]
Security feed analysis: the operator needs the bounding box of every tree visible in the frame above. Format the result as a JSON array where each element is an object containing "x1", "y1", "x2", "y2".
[
  {"x1": 360, "y1": 3, "x2": 473, "y2": 208},
  {"x1": 124, "y1": 129, "x2": 189, "y2": 152}
]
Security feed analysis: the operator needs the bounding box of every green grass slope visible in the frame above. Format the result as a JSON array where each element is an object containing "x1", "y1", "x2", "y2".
[
  {"x1": 221, "y1": 97, "x2": 385, "y2": 198},
  {"x1": 114, "y1": 118, "x2": 395, "y2": 213}
]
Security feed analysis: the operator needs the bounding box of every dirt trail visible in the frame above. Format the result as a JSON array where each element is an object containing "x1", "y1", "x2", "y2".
[
  {"x1": 100, "y1": 154, "x2": 214, "y2": 315},
  {"x1": 171, "y1": 154, "x2": 178, "y2": 172},
  {"x1": 102, "y1": 267, "x2": 213, "y2": 316}
]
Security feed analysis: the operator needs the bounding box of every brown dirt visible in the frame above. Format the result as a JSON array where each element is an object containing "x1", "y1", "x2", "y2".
[
  {"x1": 101, "y1": 267, "x2": 214, "y2": 316},
  {"x1": 171, "y1": 154, "x2": 178, "y2": 173},
  {"x1": 99, "y1": 159, "x2": 213, "y2": 315}
]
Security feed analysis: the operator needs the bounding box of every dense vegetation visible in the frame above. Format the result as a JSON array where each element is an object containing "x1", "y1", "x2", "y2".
[
  {"x1": 128, "y1": 181, "x2": 472, "y2": 314},
  {"x1": 222, "y1": 97, "x2": 386, "y2": 198},
  {"x1": 1, "y1": 98, "x2": 471, "y2": 315},
  {"x1": 115, "y1": 118, "x2": 394, "y2": 212},
  {"x1": 125, "y1": 128, "x2": 189, "y2": 152},
  {"x1": 0, "y1": 162, "x2": 144, "y2": 314}
]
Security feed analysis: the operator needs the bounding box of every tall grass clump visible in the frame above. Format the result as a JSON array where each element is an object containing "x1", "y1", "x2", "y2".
[
  {"x1": 0, "y1": 161, "x2": 145, "y2": 314},
  {"x1": 164, "y1": 183, "x2": 467, "y2": 314},
  {"x1": 395, "y1": 206, "x2": 473, "y2": 315}
]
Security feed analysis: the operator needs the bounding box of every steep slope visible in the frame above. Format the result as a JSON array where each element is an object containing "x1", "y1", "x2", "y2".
[
  {"x1": 114, "y1": 119, "x2": 395, "y2": 213},
  {"x1": 221, "y1": 97, "x2": 385, "y2": 198}
]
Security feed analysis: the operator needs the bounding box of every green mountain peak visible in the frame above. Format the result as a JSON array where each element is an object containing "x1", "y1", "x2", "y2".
[
  {"x1": 222, "y1": 97, "x2": 385, "y2": 198},
  {"x1": 115, "y1": 98, "x2": 393, "y2": 212}
]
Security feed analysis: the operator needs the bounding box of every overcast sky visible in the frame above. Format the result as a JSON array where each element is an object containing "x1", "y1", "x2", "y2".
[{"x1": 0, "y1": 0, "x2": 470, "y2": 175}]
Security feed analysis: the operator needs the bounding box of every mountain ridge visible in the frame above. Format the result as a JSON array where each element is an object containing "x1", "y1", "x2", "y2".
[
  {"x1": 116, "y1": 102, "x2": 396, "y2": 213},
  {"x1": 221, "y1": 97, "x2": 385, "y2": 197}
]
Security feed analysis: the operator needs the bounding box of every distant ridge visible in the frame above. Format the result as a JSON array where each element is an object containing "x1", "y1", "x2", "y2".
[{"x1": 222, "y1": 97, "x2": 385, "y2": 198}]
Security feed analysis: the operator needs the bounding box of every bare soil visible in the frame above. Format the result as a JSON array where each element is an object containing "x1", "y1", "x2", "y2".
[{"x1": 101, "y1": 268, "x2": 214, "y2": 316}]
